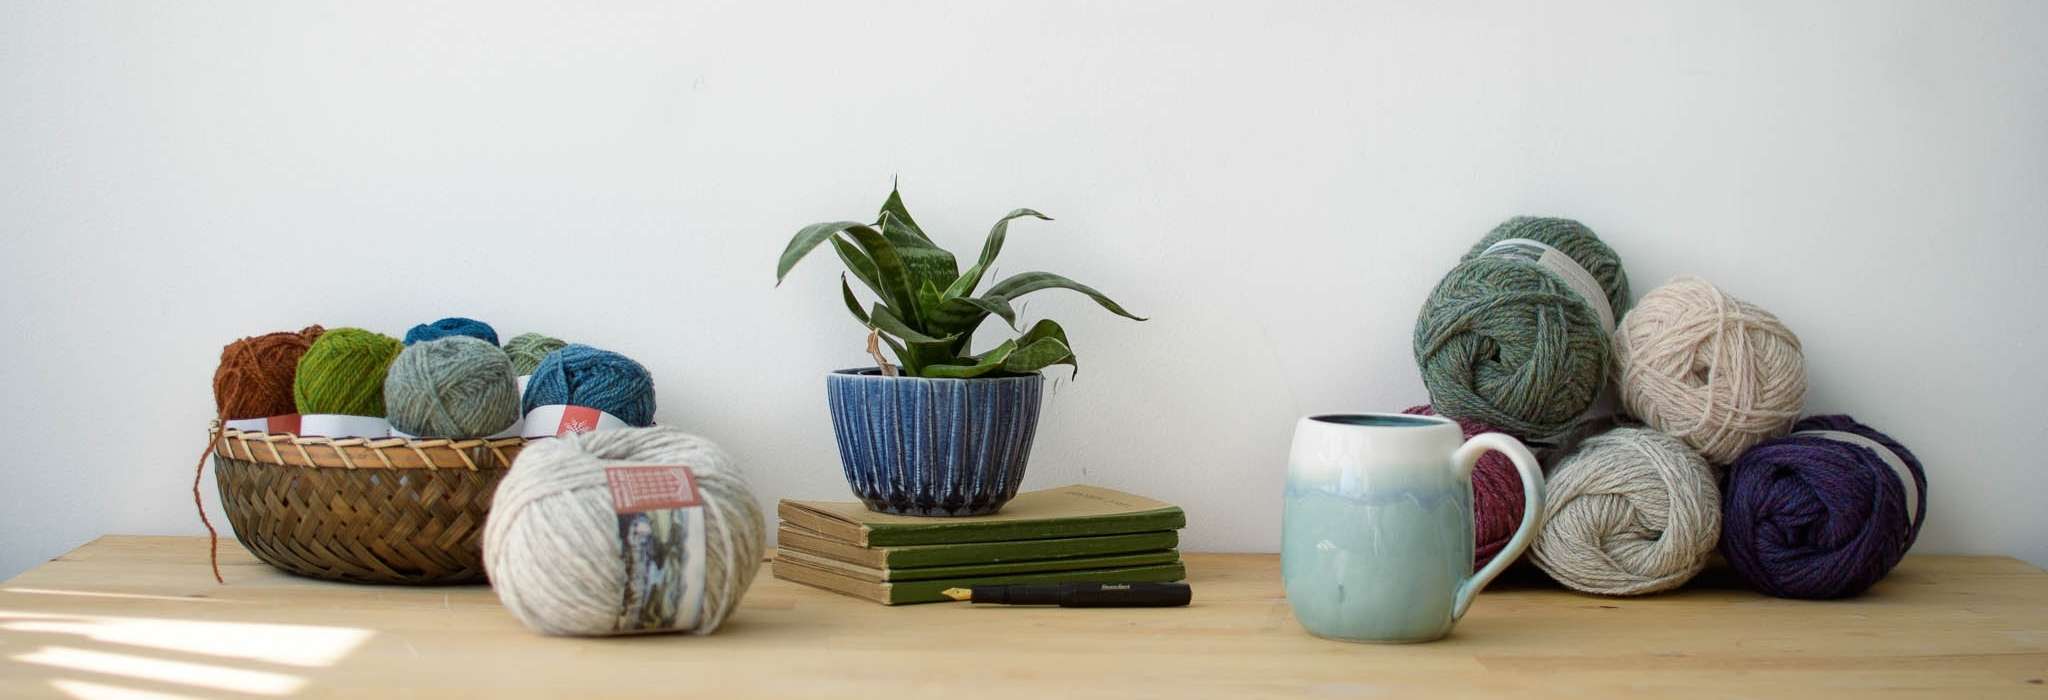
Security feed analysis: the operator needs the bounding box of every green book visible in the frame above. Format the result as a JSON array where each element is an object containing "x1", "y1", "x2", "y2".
[
  {"x1": 777, "y1": 484, "x2": 1186, "y2": 547},
  {"x1": 776, "y1": 547, "x2": 1180, "y2": 582},
  {"x1": 778, "y1": 525, "x2": 1181, "y2": 569},
  {"x1": 772, "y1": 557, "x2": 1187, "y2": 605}
]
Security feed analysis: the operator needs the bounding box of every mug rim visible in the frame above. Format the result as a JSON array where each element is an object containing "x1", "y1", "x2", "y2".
[{"x1": 1305, "y1": 412, "x2": 1454, "y2": 428}]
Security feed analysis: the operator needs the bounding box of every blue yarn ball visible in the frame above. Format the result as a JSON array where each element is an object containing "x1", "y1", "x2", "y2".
[
  {"x1": 521, "y1": 344, "x2": 657, "y2": 427},
  {"x1": 405, "y1": 317, "x2": 499, "y2": 346}
]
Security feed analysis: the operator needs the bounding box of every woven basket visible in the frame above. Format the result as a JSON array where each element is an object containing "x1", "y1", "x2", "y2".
[{"x1": 210, "y1": 425, "x2": 528, "y2": 585}]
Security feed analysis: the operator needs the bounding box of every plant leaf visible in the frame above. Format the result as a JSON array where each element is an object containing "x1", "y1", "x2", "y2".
[
  {"x1": 922, "y1": 339, "x2": 1019, "y2": 379},
  {"x1": 877, "y1": 184, "x2": 932, "y2": 244},
  {"x1": 777, "y1": 220, "x2": 869, "y2": 285},
  {"x1": 918, "y1": 279, "x2": 944, "y2": 320},
  {"x1": 832, "y1": 236, "x2": 881, "y2": 295},
  {"x1": 1002, "y1": 320, "x2": 1077, "y2": 374},
  {"x1": 841, "y1": 275, "x2": 870, "y2": 325},
  {"x1": 839, "y1": 224, "x2": 919, "y2": 319},
  {"x1": 945, "y1": 209, "x2": 1050, "y2": 299},
  {"x1": 869, "y1": 303, "x2": 954, "y2": 345},
  {"x1": 985, "y1": 271, "x2": 1147, "y2": 321}
]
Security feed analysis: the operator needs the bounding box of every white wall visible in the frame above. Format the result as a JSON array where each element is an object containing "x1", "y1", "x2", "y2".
[{"x1": 4, "y1": 0, "x2": 2044, "y2": 580}]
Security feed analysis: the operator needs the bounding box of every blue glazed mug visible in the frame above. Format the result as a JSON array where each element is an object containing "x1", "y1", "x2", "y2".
[{"x1": 1282, "y1": 413, "x2": 1545, "y2": 643}]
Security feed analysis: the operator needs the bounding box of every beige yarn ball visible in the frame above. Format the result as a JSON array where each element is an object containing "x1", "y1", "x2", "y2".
[
  {"x1": 1613, "y1": 275, "x2": 1806, "y2": 463},
  {"x1": 484, "y1": 426, "x2": 766, "y2": 636},
  {"x1": 1532, "y1": 427, "x2": 1720, "y2": 596}
]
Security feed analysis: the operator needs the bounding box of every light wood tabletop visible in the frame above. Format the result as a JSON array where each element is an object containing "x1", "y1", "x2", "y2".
[{"x1": 0, "y1": 536, "x2": 2043, "y2": 698}]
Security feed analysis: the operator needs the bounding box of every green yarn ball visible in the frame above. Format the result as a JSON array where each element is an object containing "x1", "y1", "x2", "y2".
[
  {"x1": 1413, "y1": 217, "x2": 1631, "y2": 439},
  {"x1": 503, "y1": 333, "x2": 568, "y2": 376},
  {"x1": 385, "y1": 336, "x2": 521, "y2": 438},
  {"x1": 293, "y1": 327, "x2": 404, "y2": 417}
]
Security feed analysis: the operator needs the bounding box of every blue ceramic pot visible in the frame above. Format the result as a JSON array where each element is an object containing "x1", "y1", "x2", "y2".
[{"x1": 826, "y1": 368, "x2": 1044, "y2": 516}]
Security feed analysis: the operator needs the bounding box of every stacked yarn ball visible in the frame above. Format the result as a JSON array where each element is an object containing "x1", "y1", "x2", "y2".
[
  {"x1": 1721, "y1": 415, "x2": 1927, "y2": 599},
  {"x1": 404, "y1": 317, "x2": 499, "y2": 346},
  {"x1": 504, "y1": 332, "x2": 568, "y2": 376},
  {"x1": 1614, "y1": 276, "x2": 1806, "y2": 463},
  {"x1": 293, "y1": 328, "x2": 404, "y2": 417},
  {"x1": 212, "y1": 325, "x2": 325, "y2": 419},
  {"x1": 1414, "y1": 217, "x2": 1630, "y2": 439},
  {"x1": 1532, "y1": 426, "x2": 1721, "y2": 596},
  {"x1": 484, "y1": 426, "x2": 765, "y2": 636},
  {"x1": 384, "y1": 336, "x2": 521, "y2": 438},
  {"x1": 523, "y1": 344, "x2": 658, "y2": 427},
  {"x1": 1403, "y1": 405, "x2": 1526, "y2": 569}
]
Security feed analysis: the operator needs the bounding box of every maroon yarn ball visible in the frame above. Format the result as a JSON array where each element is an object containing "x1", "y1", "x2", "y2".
[{"x1": 1404, "y1": 405, "x2": 1527, "y2": 570}]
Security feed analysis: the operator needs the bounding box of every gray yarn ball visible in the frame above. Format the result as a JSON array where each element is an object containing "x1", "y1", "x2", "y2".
[
  {"x1": 384, "y1": 336, "x2": 521, "y2": 438},
  {"x1": 484, "y1": 426, "x2": 766, "y2": 636},
  {"x1": 1531, "y1": 427, "x2": 1720, "y2": 596},
  {"x1": 1413, "y1": 217, "x2": 1631, "y2": 439}
]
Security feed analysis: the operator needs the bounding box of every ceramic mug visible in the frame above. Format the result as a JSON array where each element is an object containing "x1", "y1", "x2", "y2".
[{"x1": 1282, "y1": 413, "x2": 1545, "y2": 643}]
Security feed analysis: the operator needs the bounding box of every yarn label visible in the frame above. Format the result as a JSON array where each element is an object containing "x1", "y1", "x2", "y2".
[
  {"x1": 520, "y1": 404, "x2": 630, "y2": 438},
  {"x1": 605, "y1": 466, "x2": 708, "y2": 634},
  {"x1": 295, "y1": 414, "x2": 391, "y2": 439},
  {"x1": 1481, "y1": 238, "x2": 1616, "y2": 334},
  {"x1": 389, "y1": 423, "x2": 521, "y2": 441},
  {"x1": 224, "y1": 414, "x2": 301, "y2": 435},
  {"x1": 1792, "y1": 430, "x2": 1919, "y2": 521}
]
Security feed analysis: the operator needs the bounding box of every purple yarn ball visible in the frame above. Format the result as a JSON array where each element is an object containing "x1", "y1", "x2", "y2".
[{"x1": 1720, "y1": 415, "x2": 1928, "y2": 599}]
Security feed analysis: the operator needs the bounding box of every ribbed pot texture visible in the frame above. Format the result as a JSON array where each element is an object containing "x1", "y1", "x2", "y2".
[{"x1": 826, "y1": 368, "x2": 1044, "y2": 516}]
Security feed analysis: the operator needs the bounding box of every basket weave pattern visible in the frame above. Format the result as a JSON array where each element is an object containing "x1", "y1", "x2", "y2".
[{"x1": 211, "y1": 427, "x2": 526, "y2": 585}]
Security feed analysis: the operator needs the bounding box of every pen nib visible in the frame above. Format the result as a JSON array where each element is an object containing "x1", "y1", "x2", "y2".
[{"x1": 940, "y1": 588, "x2": 972, "y2": 602}]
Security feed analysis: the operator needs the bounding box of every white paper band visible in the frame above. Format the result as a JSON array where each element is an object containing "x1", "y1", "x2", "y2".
[
  {"x1": 1793, "y1": 430, "x2": 1919, "y2": 522},
  {"x1": 296, "y1": 414, "x2": 392, "y2": 439},
  {"x1": 389, "y1": 422, "x2": 521, "y2": 441},
  {"x1": 1482, "y1": 237, "x2": 1616, "y2": 334},
  {"x1": 223, "y1": 414, "x2": 300, "y2": 435},
  {"x1": 521, "y1": 404, "x2": 631, "y2": 438}
]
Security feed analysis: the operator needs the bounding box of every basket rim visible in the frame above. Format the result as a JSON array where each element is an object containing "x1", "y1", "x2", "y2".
[{"x1": 210, "y1": 422, "x2": 528, "y2": 471}]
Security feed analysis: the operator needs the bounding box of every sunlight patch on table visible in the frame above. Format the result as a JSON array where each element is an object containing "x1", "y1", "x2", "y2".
[
  {"x1": 17, "y1": 647, "x2": 304, "y2": 695},
  {"x1": 0, "y1": 609, "x2": 372, "y2": 667},
  {"x1": 49, "y1": 678, "x2": 203, "y2": 700}
]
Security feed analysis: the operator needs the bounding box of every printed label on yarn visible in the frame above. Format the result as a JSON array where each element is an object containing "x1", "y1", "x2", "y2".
[
  {"x1": 604, "y1": 466, "x2": 708, "y2": 633},
  {"x1": 295, "y1": 414, "x2": 391, "y2": 439},
  {"x1": 224, "y1": 414, "x2": 301, "y2": 435},
  {"x1": 1481, "y1": 238, "x2": 1616, "y2": 334},
  {"x1": 520, "y1": 405, "x2": 630, "y2": 438},
  {"x1": 1792, "y1": 430, "x2": 1919, "y2": 521}
]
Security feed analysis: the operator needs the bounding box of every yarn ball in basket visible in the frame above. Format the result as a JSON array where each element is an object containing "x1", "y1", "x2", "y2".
[
  {"x1": 504, "y1": 332, "x2": 569, "y2": 376},
  {"x1": 1531, "y1": 426, "x2": 1719, "y2": 596},
  {"x1": 1721, "y1": 415, "x2": 1927, "y2": 599},
  {"x1": 384, "y1": 336, "x2": 521, "y2": 438},
  {"x1": 1614, "y1": 275, "x2": 1806, "y2": 463},
  {"x1": 1403, "y1": 405, "x2": 1526, "y2": 570},
  {"x1": 484, "y1": 426, "x2": 766, "y2": 636},
  {"x1": 522, "y1": 344, "x2": 657, "y2": 427},
  {"x1": 404, "y1": 317, "x2": 499, "y2": 346},
  {"x1": 212, "y1": 325, "x2": 325, "y2": 420},
  {"x1": 1414, "y1": 217, "x2": 1630, "y2": 440},
  {"x1": 293, "y1": 328, "x2": 404, "y2": 417}
]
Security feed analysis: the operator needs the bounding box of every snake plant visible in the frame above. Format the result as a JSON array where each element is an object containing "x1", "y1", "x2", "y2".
[{"x1": 776, "y1": 184, "x2": 1144, "y2": 378}]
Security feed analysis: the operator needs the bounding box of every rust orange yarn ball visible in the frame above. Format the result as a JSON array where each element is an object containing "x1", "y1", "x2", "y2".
[{"x1": 212, "y1": 325, "x2": 325, "y2": 420}]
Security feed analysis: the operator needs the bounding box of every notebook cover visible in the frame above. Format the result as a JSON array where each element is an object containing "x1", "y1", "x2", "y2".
[
  {"x1": 777, "y1": 525, "x2": 1181, "y2": 569},
  {"x1": 775, "y1": 547, "x2": 1180, "y2": 583},
  {"x1": 777, "y1": 484, "x2": 1186, "y2": 547},
  {"x1": 771, "y1": 558, "x2": 1188, "y2": 605}
]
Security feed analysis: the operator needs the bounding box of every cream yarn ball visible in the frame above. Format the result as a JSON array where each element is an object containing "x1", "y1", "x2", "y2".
[
  {"x1": 1613, "y1": 275, "x2": 1806, "y2": 463},
  {"x1": 484, "y1": 426, "x2": 765, "y2": 636},
  {"x1": 1532, "y1": 427, "x2": 1720, "y2": 596}
]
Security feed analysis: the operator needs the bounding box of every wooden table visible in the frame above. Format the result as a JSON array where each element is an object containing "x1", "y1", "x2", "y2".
[{"x1": 1, "y1": 537, "x2": 2044, "y2": 698}]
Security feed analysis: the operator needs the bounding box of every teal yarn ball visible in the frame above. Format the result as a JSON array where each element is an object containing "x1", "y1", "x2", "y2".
[
  {"x1": 1413, "y1": 217, "x2": 1631, "y2": 439},
  {"x1": 503, "y1": 333, "x2": 568, "y2": 376},
  {"x1": 521, "y1": 344, "x2": 657, "y2": 427},
  {"x1": 294, "y1": 328, "x2": 405, "y2": 417},
  {"x1": 385, "y1": 336, "x2": 521, "y2": 438},
  {"x1": 405, "y1": 317, "x2": 499, "y2": 346}
]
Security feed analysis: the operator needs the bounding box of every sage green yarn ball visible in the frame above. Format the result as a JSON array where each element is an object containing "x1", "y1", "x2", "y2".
[
  {"x1": 293, "y1": 327, "x2": 404, "y2": 417},
  {"x1": 385, "y1": 336, "x2": 521, "y2": 438},
  {"x1": 504, "y1": 333, "x2": 568, "y2": 376},
  {"x1": 1413, "y1": 217, "x2": 1631, "y2": 439}
]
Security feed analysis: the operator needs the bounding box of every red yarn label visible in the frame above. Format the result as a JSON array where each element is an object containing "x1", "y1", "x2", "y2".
[
  {"x1": 225, "y1": 414, "x2": 300, "y2": 435},
  {"x1": 605, "y1": 466, "x2": 708, "y2": 633},
  {"x1": 520, "y1": 404, "x2": 630, "y2": 438},
  {"x1": 605, "y1": 466, "x2": 704, "y2": 514}
]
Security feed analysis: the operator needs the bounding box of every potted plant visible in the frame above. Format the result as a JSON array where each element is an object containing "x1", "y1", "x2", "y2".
[{"x1": 776, "y1": 184, "x2": 1144, "y2": 516}]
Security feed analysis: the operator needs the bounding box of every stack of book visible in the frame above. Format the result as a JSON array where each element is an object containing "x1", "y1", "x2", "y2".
[{"x1": 772, "y1": 484, "x2": 1188, "y2": 605}]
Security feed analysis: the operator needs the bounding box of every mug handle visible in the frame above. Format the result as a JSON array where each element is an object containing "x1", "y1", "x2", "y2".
[{"x1": 1448, "y1": 432, "x2": 1546, "y2": 621}]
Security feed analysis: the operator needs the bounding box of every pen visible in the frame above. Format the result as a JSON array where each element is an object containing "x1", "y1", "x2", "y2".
[{"x1": 940, "y1": 582, "x2": 1192, "y2": 607}]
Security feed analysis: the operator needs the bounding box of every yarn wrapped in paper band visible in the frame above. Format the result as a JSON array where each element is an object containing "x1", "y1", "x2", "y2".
[
  {"x1": 484, "y1": 426, "x2": 765, "y2": 636},
  {"x1": 385, "y1": 336, "x2": 521, "y2": 438},
  {"x1": 504, "y1": 333, "x2": 569, "y2": 376},
  {"x1": 522, "y1": 344, "x2": 657, "y2": 427},
  {"x1": 1721, "y1": 415, "x2": 1927, "y2": 599},
  {"x1": 404, "y1": 316, "x2": 499, "y2": 346},
  {"x1": 1532, "y1": 427, "x2": 1719, "y2": 596},
  {"x1": 1404, "y1": 405, "x2": 1526, "y2": 569},
  {"x1": 212, "y1": 325, "x2": 325, "y2": 420},
  {"x1": 1414, "y1": 217, "x2": 1630, "y2": 439},
  {"x1": 1614, "y1": 276, "x2": 1806, "y2": 463},
  {"x1": 293, "y1": 328, "x2": 404, "y2": 417}
]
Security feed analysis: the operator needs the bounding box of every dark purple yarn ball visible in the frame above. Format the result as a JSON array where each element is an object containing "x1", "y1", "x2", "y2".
[{"x1": 1721, "y1": 415, "x2": 1928, "y2": 599}]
